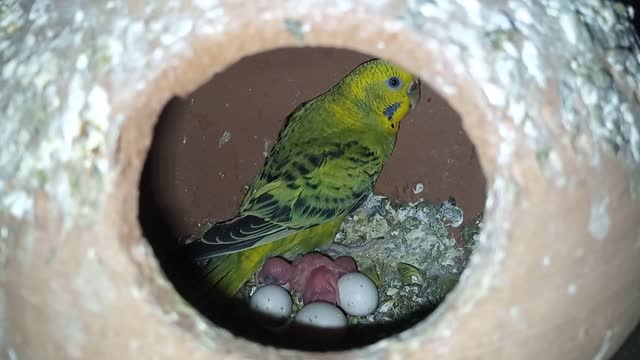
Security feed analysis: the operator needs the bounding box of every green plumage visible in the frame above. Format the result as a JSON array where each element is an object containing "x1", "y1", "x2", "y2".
[{"x1": 183, "y1": 58, "x2": 421, "y2": 296}]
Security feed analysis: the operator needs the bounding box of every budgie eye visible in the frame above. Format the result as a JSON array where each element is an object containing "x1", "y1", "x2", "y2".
[{"x1": 387, "y1": 76, "x2": 402, "y2": 90}]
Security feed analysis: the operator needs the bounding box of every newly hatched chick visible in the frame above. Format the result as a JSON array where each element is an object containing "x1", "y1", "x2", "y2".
[{"x1": 258, "y1": 253, "x2": 357, "y2": 305}]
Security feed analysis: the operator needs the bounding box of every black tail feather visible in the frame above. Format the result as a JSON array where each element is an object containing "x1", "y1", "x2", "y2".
[{"x1": 181, "y1": 215, "x2": 296, "y2": 260}]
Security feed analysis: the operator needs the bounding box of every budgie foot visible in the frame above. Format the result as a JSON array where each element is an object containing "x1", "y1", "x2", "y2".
[{"x1": 326, "y1": 236, "x2": 382, "y2": 256}]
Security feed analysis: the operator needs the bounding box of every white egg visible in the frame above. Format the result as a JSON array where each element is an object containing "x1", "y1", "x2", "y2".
[
  {"x1": 294, "y1": 302, "x2": 347, "y2": 328},
  {"x1": 249, "y1": 285, "x2": 292, "y2": 322},
  {"x1": 338, "y1": 272, "x2": 379, "y2": 316}
]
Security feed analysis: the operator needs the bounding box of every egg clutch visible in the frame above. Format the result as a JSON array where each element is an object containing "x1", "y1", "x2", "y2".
[{"x1": 249, "y1": 253, "x2": 379, "y2": 332}]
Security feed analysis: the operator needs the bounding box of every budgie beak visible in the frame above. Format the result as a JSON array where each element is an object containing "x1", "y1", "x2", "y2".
[{"x1": 408, "y1": 79, "x2": 421, "y2": 109}]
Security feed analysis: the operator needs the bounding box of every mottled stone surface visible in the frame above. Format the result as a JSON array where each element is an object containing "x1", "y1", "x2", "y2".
[{"x1": 1, "y1": 0, "x2": 639, "y2": 359}]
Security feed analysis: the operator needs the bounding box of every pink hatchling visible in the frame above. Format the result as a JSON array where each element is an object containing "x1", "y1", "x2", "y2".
[{"x1": 257, "y1": 253, "x2": 357, "y2": 305}]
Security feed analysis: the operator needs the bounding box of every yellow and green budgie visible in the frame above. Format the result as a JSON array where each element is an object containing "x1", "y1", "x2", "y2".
[{"x1": 183, "y1": 58, "x2": 421, "y2": 297}]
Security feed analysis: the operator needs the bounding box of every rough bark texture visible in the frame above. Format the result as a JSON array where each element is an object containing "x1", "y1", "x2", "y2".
[{"x1": 1, "y1": 0, "x2": 639, "y2": 359}]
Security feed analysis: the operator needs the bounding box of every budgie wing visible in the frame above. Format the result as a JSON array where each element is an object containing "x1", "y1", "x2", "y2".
[
  {"x1": 244, "y1": 139, "x2": 380, "y2": 225},
  {"x1": 197, "y1": 137, "x2": 381, "y2": 256}
]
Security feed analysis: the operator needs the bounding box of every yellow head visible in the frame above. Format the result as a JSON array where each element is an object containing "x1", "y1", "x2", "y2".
[{"x1": 339, "y1": 58, "x2": 421, "y2": 133}]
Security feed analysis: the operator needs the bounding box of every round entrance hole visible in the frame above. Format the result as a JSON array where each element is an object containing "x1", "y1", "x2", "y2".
[{"x1": 139, "y1": 47, "x2": 487, "y2": 350}]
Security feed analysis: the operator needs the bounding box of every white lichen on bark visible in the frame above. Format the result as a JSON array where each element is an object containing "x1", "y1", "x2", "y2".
[{"x1": 0, "y1": 0, "x2": 229, "y2": 226}]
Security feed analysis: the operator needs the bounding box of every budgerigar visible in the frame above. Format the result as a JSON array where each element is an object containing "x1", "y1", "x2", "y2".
[{"x1": 183, "y1": 58, "x2": 421, "y2": 297}]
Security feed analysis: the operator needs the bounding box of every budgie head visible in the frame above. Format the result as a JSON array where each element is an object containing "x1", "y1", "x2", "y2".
[{"x1": 339, "y1": 58, "x2": 421, "y2": 133}]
